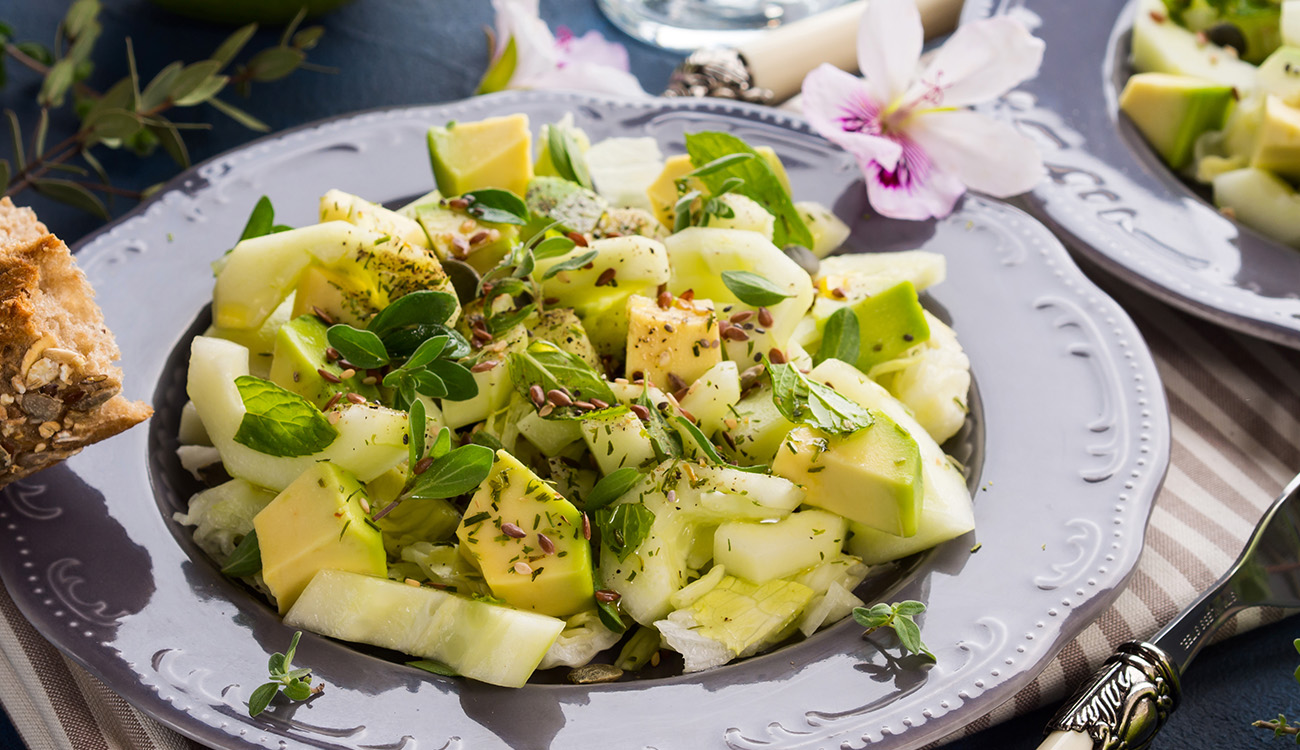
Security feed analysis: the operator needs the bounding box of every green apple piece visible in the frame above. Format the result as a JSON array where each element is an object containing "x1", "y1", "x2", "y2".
[
  {"x1": 579, "y1": 407, "x2": 657, "y2": 476},
  {"x1": 663, "y1": 227, "x2": 815, "y2": 356},
  {"x1": 253, "y1": 461, "x2": 385, "y2": 613},
  {"x1": 718, "y1": 385, "x2": 796, "y2": 466},
  {"x1": 534, "y1": 235, "x2": 671, "y2": 356},
  {"x1": 795, "y1": 201, "x2": 851, "y2": 258},
  {"x1": 713, "y1": 509, "x2": 847, "y2": 583},
  {"x1": 707, "y1": 194, "x2": 775, "y2": 241},
  {"x1": 1256, "y1": 47, "x2": 1300, "y2": 107},
  {"x1": 319, "y1": 189, "x2": 430, "y2": 251},
  {"x1": 428, "y1": 114, "x2": 533, "y2": 198},
  {"x1": 678, "y1": 360, "x2": 741, "y2": 436},
  {"x1": 187, "y1": 336, "x2": 409, "y2": 490},
  {"x1": 810, "y1": 359, "x2": 974, "y2": 564},
  {"x1": 1251, "y1": 96, "x2": 1300, "y2": 181},
  {"x1": 455, "y1": 451, "x2": 594, "y2": 618},
  {"x1": 600, "y1": 461, "x2": 803, "y2": 625},
  {"x1": 204, "y1": 294, "x2": 295, "y2": 378},
  {"x1": 525, "y1": 307, "x2": 599, "y2": 367},
  {"x1": 772, "y1": 417, "x2": 923, "y2": 536},
  {"x1": 1213, "y1": 167, "x2": 1300, "y2": 246},
  {"x1": 1119, "y1": 72, "x2": 1236, "y2": 170},
  {"x1": 441, "y1": 323, "x2": 527, "y2": 430},
  {"x1": 517, "y1": 409, "x2": 583, "y2": 456},
  {"x1": 1131, "y1": 0, "x2": 1258, "y2": 93},
  {"x1": 268, "y1": 315, "x2": 380, "y2": 408},
  {"x1": 285, "y1": 569, "x2": 564, "y2": 688}
]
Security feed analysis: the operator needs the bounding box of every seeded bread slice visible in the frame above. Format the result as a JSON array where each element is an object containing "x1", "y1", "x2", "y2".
[{"x1": 0, "y1": 197, "x2": 152, "y2": 485}]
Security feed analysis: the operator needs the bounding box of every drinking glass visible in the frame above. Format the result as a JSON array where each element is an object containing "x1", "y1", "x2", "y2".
[{"x1": 596, "y1": 0, "x2": 855, "y2": 51}]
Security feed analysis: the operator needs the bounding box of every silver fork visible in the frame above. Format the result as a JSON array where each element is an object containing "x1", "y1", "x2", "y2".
[{"x1": 1038, "y1": 470, "x2": 1300, "y2": 750}]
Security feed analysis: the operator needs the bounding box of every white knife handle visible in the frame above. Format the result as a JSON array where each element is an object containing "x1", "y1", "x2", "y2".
[
  {"x1": 736, "y1": 0, "x2": 963, "y2": 101},
  {"x1": 1039, "y1": 642, "x2": 1182, "y2": 750}
]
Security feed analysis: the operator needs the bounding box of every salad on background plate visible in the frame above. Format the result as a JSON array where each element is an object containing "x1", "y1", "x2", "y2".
[{"x1": 173, "y1": 111, "x2": 977, "y2": 690}]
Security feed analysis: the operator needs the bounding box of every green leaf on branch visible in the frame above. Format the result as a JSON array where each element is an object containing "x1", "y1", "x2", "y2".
[
  {"x1": 720, "y1": 270, "x2": 792, "y2": 307},
  {"x1": 208, "y1": 97, "x2": 270, "y2": 132},
  {"x1": 247, "y1": 631, "x2": 317, "y2": 717},
  {"x1": 852, "y1": 600, "x2": 934, "y2": 660},
  {"x1": 404, "y1": 444, "x2": 495, "y2": 499},
  {"x1": 213, "y1": 24, "x2": 257, "y2": 67},
  {"x1": 684, "y1": 131, "x2": 813, "y2": 248},
  {"x1": 246, "y1": 46, "x2": 305, "y2": 83},
  {"x1": 30, "y1": 178, "x2": 109, "y2": 219}
]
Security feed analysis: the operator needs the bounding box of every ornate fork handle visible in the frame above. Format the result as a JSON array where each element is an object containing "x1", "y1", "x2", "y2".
[{"x1": 1043, "y1": 642, "x2": 1182, "y2": 750}]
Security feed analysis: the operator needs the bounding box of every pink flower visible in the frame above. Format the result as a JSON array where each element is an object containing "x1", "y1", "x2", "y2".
[
  {"x1": 801, "y1": 0, "x2": 1045, "y2": 220},
  {"x1": 479, "y1": 0, "x2": 647, "y2": 97}
]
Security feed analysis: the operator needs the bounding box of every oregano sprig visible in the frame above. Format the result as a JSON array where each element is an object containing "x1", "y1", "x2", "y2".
[
  {"x1": 853, "y1": 601, "x2": 934, "y2": 660},
  {"x1": 248, "y1": 631, "x2": 319, "y2": 717}
]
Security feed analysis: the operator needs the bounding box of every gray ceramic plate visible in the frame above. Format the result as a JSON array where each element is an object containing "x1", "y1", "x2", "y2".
[
  {"x1": 0, "y1": 91, "x2": 1168, "y2": 750},
  {"x1": 961, "y1": 0, "x2": 1300, "y2": 349}
]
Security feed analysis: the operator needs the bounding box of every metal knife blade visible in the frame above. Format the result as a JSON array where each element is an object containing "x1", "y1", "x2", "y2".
[{"x1": 1039, "y1": 470, "x2": 1300, "y2": 750}]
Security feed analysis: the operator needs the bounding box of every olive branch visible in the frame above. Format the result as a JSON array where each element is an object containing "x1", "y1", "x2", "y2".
[{"x1": 0, "y1": 0, "x2": 331, "y2": 218}]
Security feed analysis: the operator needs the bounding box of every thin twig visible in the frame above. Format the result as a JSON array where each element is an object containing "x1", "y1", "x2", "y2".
[
  {"x1": 3, "y1": 42, "x2": 101, "y2": 100},
  {"x1": 1253, "y1": 719, "x2": 1300, "y2": 736}
]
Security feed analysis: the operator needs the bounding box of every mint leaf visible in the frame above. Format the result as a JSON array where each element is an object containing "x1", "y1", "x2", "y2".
[
  {"x1": 220, "y1": 530, "x2": 262, "y2": 578},
  {"x1": 766, "y1": 361, "x2": 872, "y2": 436},
  {"x1": 686, "y1": 152, "x2": 755, "y2": 178},
  {"x1": 510, "y1": 341, "x2": 615, "y2": 407},
  {"x1": 594, "y1": 502, "x2": 655, "y2": 562},
  {"x1": 720, "y1": 270, "x2": 792, "y2": 307},
  {"x1": 405, "y1": 444, "x2": 494, "y2": 499},
  {"x1": 326, "y1": 324, "x2": 389, "y2": 369},
  {"x1": 233, "y1": 376, "x2": 337, "y2": 456},
  {"x1": 684, "y1": 131, "x2": 813, "y2": 248},
  {"x1": 584, "y1": 467, "x2": 642, "y2": 511},
  {"x1": 463, "y1": 188, "x2": 529, "y2": 225},
  {"x1": 546, "y1": 122, "x2": 593, "y2": 190},
  {"x1": 815, "y1": 307, "x2": 860, "y2": 366}
]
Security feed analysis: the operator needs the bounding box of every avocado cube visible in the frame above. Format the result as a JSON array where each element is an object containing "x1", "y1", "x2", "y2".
[
  {"x1": 428, "y1": 114, "x2": 533, "y2": 198},
  {"x1": 415, "y1": 203, "x2": 518, "y2": 273},
  {"x1": 830, "y1": 280, "x2": 930, "y2": 372},
  {"x1": 1119, "y1": 72, "x2": 1236, "y2": 170},
  {"x1": 772, "y1": 421, "x2": 923, "y2": 537},
  {"x1": 253, "y1": 461, "x2": 386, "y2": 614},
  {"x1": 269, "y1": 315, "x2": 380, "y2": 408},
  {"x1": 625, "y1": 294, "x2": 722, "y2": 392},
  {"x1": 455, "y1": 451, "x2": 594, "y2": 617},
  {"x1": 1252, "y1": 95, "x2": 1300, "y2": 181}
]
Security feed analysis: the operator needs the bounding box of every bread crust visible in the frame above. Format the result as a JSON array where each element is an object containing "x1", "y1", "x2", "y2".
[{"x1": 0, "y1": 198, "x2": 152, "y2": 485}]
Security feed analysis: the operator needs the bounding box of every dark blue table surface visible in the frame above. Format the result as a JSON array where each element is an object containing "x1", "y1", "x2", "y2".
[{"x1": 0, "y1": 1, "x2": 1295, "y2": 748}]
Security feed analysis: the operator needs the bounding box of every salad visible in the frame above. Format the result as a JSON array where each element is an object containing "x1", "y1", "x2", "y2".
[
  {"x1": 173, "y1": 112, "x2": 976, "y2": 689},
  {"x1": 1122, "y1": 0, "x2": 1300, "y2": 246}
]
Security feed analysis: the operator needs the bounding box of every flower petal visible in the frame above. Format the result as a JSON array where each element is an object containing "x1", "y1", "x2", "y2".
[
  {"x1": 513, "y1": 61, "x2": 648, "y2": 96},
  {"x1": 492, "y1": 0, "x2": 558, "y2": 75},
  {"x1": 558, "y1": 29, "x2": 632, "y2": 73},
  {"x1": 863, "y1": 138, "x2": 965, "y2": 221},
  {"x1": 801, "y1": 63, "x2": 903, "y2": 170},
  {"x1": 857, "y1": 0, "x2": 923, "y2": 105},
  {"x1": 906, "y1": 17, "x2": 1044, "y2": 109},
  {"x1": 906, "y1": 109, "x2": 1043, "y2": 197},
  {"x1": 490, "y1": 0, "x2": 646, "y2": 96}
]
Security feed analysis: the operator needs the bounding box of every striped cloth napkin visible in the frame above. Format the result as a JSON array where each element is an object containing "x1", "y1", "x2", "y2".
[{"x1": 0, "y1": 265, "x2": 1295, "y2": 748}]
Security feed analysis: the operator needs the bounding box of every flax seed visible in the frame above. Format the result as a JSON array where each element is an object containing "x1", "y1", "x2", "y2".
[
  {"x1": 595, "y1": 589, "x2": 621, "y2": 603},
  {"x1": 529, "y1": 384, "x2": 546, "y2": 408},
  {"x1": 346, "y1": 392, "x2": 366, "y2": 404},
  {"x1": 768, "y1": 348, "x2": 787, "y2": 364},
  {"x1": 312, "y1": 306, "x2": 335, "y2": 325},
  {"x1": 729, "y1": 310, "x2": 753, "y2": 324},
  {"x1": 325, "y1": 347, "x2": 341, "y2": 362},
  {"x1": 538, "y1": 533, "x2": 556, "y2": 555},
  {"x1": 596, "y1": 268, "x2": 617, "y2": 287},
  {"x1": 582, "y1": 513, "x2": 591, "y2": 539},
  {"x1": 323, "y1": 392, "x2": 343, "y2": 411},
  {"x1": 502, "y1": 523, "x2": 526, "y2": 539},
  {"x1": 629, "y1": 403, "x2": 650, "y2": 421},
  {"x1": 413, "y1": 456, "x2": 433, "y2": 475},
  {"x1": 758, "y1": 307, "x2": 774, "y2": 327},
  {"x1": 547, "y1": 389, "x2": 573, "y2": 407},
  {"x1": 565, "y1": 231, "x2": 589, "y2": 247},
  {"x1": 471, "y1": 360, "x2": 498, "y2": 373},
  {"x1": 318, "y1": 368, "x2": 342, "y2": 384}
]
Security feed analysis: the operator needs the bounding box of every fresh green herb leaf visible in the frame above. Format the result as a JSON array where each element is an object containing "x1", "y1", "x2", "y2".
[
  {"x1": 475, "y1": 35, "x2": 517, "y2": 95},
  {"x1": 510, "y1": 341, "x2": 616, "y2": 405},
  {"x1": 405, "y1": 444, "x2": 494, "y2": 499},
  {"x1": 545, "y1": 122, "x2": 593, "y2": 189},
  {"x1": 595, "y1": 598, "x2": 628, "y2": 634},
  {"x1": 431, "y1": 426, "x2": 452, "y2": 459},
  {"x1": 426, "y1": 359, "x2": 479, "y2": 401},
  {"x1": 594, "y1": 502, "x2": 655, "y2": 562},
  {"x1": 852, "y1": 600, "x2": 934, "y2": 660},
  {"x1": 233, "y1": 376, "x2": 337, "y2": 456},
  {"x1": 485, "y1": 304, "x2": 535, "y2": 335},
  {"x1": 248, "y1": 631, "x2": 316, "y2": 717},
  {"x1": 462, "y1": 188, "x2": 529, "y2": 225},
  {"x1": 584, "y1": 467, "x2": 642, "y2": 511},
  {"x1": 637, "y1": 391, "x2": 683, "y2": 461},
  {"x1": 220, "y1": 530, "x2": 261, "y2": 578},
  {"x1": 403, "y1": 335, "x2": 449, "y2": 371},
  {"x1": 367, "y1": 290, "x2": 459, "y2": 338},
  {"x1": 684, "y1": 131, "x2": 813, "y2": 248},
  {"x1": 470, "y1": 431, "x2": 504, "y2": 451},
  {"x1": 531, "y1": 235, "x2": 577, "y2": 260},
  {"x1": 673, "y1": 416, "x2": 768, "y2": 473},
  {"x1": 410, "y1": 368, "x2": 447, "y2": 399},
  {"x1": 408, "y1": 398, "x2": 426, "y2": 468},
  {"x1": 815, "y1": 307, "x2": 861, "y2": 366},
  {"x1": 408, "y1": 659, "x2": 460, "y2": 677},
  {"x1": 766, "y1": 361, "x2": 872, "y2": 436},
  {"x1": 686, "y1": 152, "x2": 755, "y2": 178},
  {"x1": 539, "y1": 249, "x2": 598, "y2": 280},
  {"x1": 326, "y1": 325, "x2": 389, "y2": 369},
  {"x1": 721, "y1": 270, "x2": 792, "y2": 307}
]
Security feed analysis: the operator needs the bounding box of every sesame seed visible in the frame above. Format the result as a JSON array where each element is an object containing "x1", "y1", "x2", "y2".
[
  {"x1": 359, "y1": 496, "x2": 371, "y2": 514},
  {"x1": 664, "y1": 323, "x2": 675, "y2": 333},
  {"x1": 327, "y1": 411, "x2": 341, "y2": 425},
  {"x1": 514, "y1": 561, "x2": 533, "y2": 575},
  {"x1": 362, "y1": 376, "x2": 378, "y2": 385},
  {"x1": 666, "y1": 490, "x2": 677, "y2": 503},
  {"x1": 405, "y1": 578, "x2": 422, "y2": 587},
  {"x1": 340, "y1": 368, "x2": 357, "y2": 380}
]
